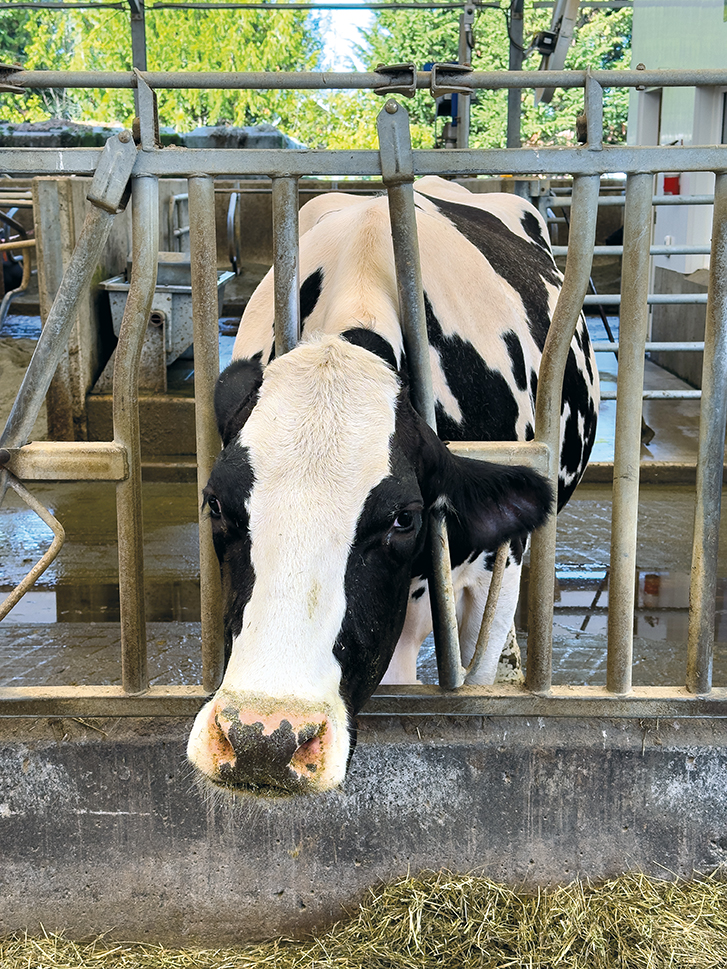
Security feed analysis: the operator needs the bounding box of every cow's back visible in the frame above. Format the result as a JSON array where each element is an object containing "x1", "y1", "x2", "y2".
[{"x1": 234, "y1": 176, "x2": 599, "y2": 508}]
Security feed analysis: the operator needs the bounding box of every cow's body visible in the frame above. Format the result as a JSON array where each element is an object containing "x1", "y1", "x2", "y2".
[{"x1": 187, "y1": 176, "x2": 599, "y2": 796}]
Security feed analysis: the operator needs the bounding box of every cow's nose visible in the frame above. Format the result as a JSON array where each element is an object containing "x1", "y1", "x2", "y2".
[{"x1": 191, "y1": 695, "x2": 335, "y2": 794}]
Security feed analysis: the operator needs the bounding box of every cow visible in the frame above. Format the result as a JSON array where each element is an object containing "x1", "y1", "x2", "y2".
[{"x1": 187, "y1": 176, "x2": 599, "y2": 797}]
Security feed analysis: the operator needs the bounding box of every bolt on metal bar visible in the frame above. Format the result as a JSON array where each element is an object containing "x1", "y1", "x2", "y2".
[
  {"x1": 271, "y1": 177, "x2": 301, "y2": 358},
  {"x1": 188, "y1": 176, "x2": 225, "y2": 694},
  {"x1": 113, "y1": 174, "x2": 159, "y2": 695},
  {"x1": 377, "y1": 100, "x2": 462, "y2": 689},
  {"x1": 686, "y1": 172, "x2": 727, "y2": 696},
  {"x1": 526, "y1": 174, "x2": 600, "y2": 696},
  {"x1": 606, "y1": 173, "x2": 653, "y2": 696}
]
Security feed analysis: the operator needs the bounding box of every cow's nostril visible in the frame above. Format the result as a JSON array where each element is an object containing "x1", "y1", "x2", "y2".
[{"x1": 290, "y1": 733, "x2": 323, "y2": 774}]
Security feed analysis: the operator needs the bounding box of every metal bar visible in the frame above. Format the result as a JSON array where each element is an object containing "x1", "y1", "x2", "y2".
[
  {"x1": 601, "y1": 390, "x2": 702, "y2": 400},
  {"x1": 553, "y1": 195, "x2": 716, "y2": 208},
  {"x1": 1, "y1": 442, "x2": 128, "y2": 480},
  {"x1": 113, "y1": 175, "x2": 159, "y2": 695},
  {"x1": 686, "y1": 172, "x2": 727, "y2": 696},
  {"x1": 0, "y1": 473, "x2": 65, "y2": 622},
  {"x1": 3, "y1": 146, "x2": 727, "y2": 181},
  {"x1": 526, "y1": 174, "x2": 600, "y2": 695},
  {"x1": 446, "y1": 441, "x2": 550, "y2": 472},
  {"x1": 271, "y1": 177, "x2": 300, "y2": 358},
  {"x1": 188, "y1": 175, "x2": 225, "y2": 694},
  {"x1": 3, "y1": 683, "x2": 727, "y2": 720},
  {"x1": 10, "y1": 67, "x2": 727, "y2": 90},
  {"x1": 592, "y1": 342, "x2": 705, "y2": 352},
  {"x1": 553, "y1": 246, "x2": 712, "y2": 255},
  {"x1": 583, "y1": 294, "x2": 708, "y2": 305},
  {"x1": 585, "y1": 71, "x2": 603, "y2": 151},
  {"x1": 377, "y1": 100, "x2": 462, "y2": 690},
  {"x1": 606, "y1": 173, "x2": 653, "y2": 696}
]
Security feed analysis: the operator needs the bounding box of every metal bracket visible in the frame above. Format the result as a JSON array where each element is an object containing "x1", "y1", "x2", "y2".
[
  {"x1": 132, "y1": 69, "x2": 161, "y2": 151},
  {"x1": 0, "y1": 62, "x2": 24, "y2": 93},
  {"x1": 377, "y1": 100, "x2": 414, "y2": 186},
  {"x1": 86, "y1": 130, "x2": 137, "y2": 213},
  {"x1": 374, "y1": 63, "x2": 417, "y2": 99},
  {"x1": 430, "y1": 63, "x2": 473, "y2": 100}
]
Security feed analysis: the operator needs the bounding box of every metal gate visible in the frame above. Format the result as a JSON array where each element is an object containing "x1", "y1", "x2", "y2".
[{"x1": 1, "y1": 64, "x2": 727, "y2": 720}]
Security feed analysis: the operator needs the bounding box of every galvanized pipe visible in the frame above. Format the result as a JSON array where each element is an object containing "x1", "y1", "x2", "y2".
[
  {"x1": 526, "y1": 174, "x2": 600, "y2": 695},
  {"x1": 377, "y1": 101, "x2": 462, "y2": 689},
  {"x1": 10, "y1": 66, "x2": 727, "y2": 91},
  {"x1": 606, "y1": 173, "x2": 653, "y2": 696},
  {"x1": 113, "y1": 174, "x2": 159, "y2": 695},
  {"x1": 585, "y1": 72, "x2": 603, "y2": 151},
  {"x1": 271, "y1": 177, "x2": 301, "y2": 358},
  {"x1": 686, "y1": 172, "x2": 727, "y2": 695},
  {"x1": 188, "y1": 175, "x2": 225, "y2": 694}
]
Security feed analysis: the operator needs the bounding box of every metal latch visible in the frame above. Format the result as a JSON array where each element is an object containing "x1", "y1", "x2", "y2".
[
  {"x1": 374, "y1": 63, "x2": 418, "y2": 99},
  {"x1": 430, "y1": 63, "x2": 473, "y2": 100},
  {"x1": 0, "y1": 63, "x2": 25, "y2": 93}
]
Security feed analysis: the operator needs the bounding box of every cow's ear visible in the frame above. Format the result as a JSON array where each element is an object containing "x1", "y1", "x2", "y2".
[
  {"x1": 407, "y1": 404, "x2": 554, "y2": 550},
  {"x1": 214, "y1": 356, "x2": 264, "y2": 447}
]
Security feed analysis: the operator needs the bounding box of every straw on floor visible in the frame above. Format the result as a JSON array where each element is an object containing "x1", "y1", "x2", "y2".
[{"x1": 2, "y1": 870, "x2": 727, "y2": 969}]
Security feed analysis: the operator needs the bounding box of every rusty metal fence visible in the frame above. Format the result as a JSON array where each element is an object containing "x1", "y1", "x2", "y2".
[{"x1": 1, "y1": 65, "x2": 727, "y2": 719}]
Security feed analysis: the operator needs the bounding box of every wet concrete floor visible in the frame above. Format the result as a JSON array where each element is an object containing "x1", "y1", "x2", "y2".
[{"x1": 2, "y1": 313, "x2": 726, "y2": 689}]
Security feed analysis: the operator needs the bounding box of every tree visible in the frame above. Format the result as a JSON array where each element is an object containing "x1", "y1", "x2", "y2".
[{"x1": 2, "y1": 2, "x2": 323, "y2": 129}]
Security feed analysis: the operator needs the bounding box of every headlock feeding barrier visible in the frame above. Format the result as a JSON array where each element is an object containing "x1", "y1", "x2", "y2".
[{"x1": 1, "y1": 64, "x2": 727, "y2": 722}]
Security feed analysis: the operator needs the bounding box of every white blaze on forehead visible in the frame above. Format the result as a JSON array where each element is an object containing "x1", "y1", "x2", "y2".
[{"x1": 221, "y1": 335, "x2": 400, "y2": 703}]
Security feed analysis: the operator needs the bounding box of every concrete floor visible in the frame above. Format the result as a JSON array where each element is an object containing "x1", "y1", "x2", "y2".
[{"x1": 2, "y1": 313, "x2": 725, "y2": 691}]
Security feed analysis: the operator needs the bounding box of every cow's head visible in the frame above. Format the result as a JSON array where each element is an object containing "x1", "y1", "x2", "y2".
[{"x1": 187, "y1": 330, "x2": 552, "y2": 796}]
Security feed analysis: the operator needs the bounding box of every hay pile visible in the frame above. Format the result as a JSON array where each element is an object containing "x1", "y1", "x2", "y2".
[{"x1": 3, "y1": 870, "x2": 727, "y2": 969}]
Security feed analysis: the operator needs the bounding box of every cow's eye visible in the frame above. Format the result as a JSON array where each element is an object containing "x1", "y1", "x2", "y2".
[
  {"x1": 392, "y1": 510, "x2": 415, "y2": 532},
  {"x1": 207, "y1": 495, "x2": 222, "y2": 519}
]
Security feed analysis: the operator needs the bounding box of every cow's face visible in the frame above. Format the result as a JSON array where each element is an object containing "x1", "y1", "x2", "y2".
[{"x1": 187, "y1": 332, "x2": 552, "y2": 797}]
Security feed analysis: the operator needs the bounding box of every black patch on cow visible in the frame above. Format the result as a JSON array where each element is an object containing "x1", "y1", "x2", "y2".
[
  {"x1": 424, "y1": 295, "x2": 520, "y2": 443},
  {"x1": 557, "y1": 346, "x2": 597, "y2": 509},
  {"x1": 417, "y1": 192, "x2": 560, "y2": 352},
  {"x1": 411, "y1": 586, "x2": 426, "y2": 600},
  {"x1": 395, "y1": 396, "x2": 554, "y2": 571},
  {"x1": 300, "y1": 268, "x2": 323, "y2": 331},
  {"x1": 503, "y1": 330, "x2": 528, "y2": 392},
  {"x1": 524, "y1": 422, "x2": 534, "y2": 441},
  {"x1": 204, "y1": 442, "x2": 257, "y2": 663},
  {"x1": 334, "y1": 460, "x2": 427, "y2": 714},
  {"x1": 342, "y1": 328, "x2": 398, "y2": 372},
  {"x1": 578, "y1": 318, "x2": 594, "y2": 384},
  {"x1": 529, "y1": 369, "x2": 538, "y2": 409},
  {"x1": 521, "y1": 209, "x2": 549, "y2": 251},
  {"x1": 214, "y1": 357, "x2": 264, "y2": 446}
]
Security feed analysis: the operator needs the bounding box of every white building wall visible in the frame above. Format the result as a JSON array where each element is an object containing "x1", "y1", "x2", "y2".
[{"x1": 628, "y1": 0, "x2": 727, "y2": 275}]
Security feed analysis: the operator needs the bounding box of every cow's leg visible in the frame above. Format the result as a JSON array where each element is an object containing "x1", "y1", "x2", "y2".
[
  {"x1": 381, "y1": 580, "x2": 431, "y2": 684},
  {"x1": 457, "y1": 555, "x2": 522, "y2": 686}
]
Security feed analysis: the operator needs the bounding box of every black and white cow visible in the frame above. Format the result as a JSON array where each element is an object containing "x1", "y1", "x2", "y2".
[{"x1": 187, "y1": 176, "x2": 599, "y2": 796}]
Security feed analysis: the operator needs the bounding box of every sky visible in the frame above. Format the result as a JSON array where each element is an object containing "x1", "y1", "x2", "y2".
[{"x1": 319, "y1": 3, "x2": 374, "y2": 70}]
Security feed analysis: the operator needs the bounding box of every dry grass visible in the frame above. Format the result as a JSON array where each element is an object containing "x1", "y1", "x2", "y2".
[{"x1": 3, "y1": 870, "x2": 727, "y2": 969}]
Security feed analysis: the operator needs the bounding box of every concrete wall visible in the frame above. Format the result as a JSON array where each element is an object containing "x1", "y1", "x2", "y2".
[
  {"x1": 650, "y1": 266, "x2": 707, "y2": 388},
  {"x1": 1, "y1": 714, "x2": 726, "y2": 943}
]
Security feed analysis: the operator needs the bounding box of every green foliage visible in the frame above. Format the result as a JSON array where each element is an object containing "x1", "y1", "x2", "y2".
[
  {"x1": 2, "y1": 2, "x2": 322, "y2": 129},
  {"x1": 0, "y1": 1, "x2": 631, "y2": 147}
]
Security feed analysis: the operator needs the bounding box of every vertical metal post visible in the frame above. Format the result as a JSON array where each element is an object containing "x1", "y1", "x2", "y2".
[
  {"x1": 378, "y1": 100, "x2": 463, "y2": 689},
  {"x1": 271, "y1": 176, "x2": 300, "y2": 357},
  {"x1": 129, "y1": 0, "x2": 147, "y2": 116},
  {"x1": 456, "y1": 3, "x2": 475, "y2": 150},
  {"x1": 113, "y1": 174, "x2": 159, "y2": 694},
  {"x1": 189, "y1": 175, "x2": 225, "y2": 694},
  {"x1": 526, "y1": 174, "x2": 600, "y2": 695},
  {"x1": 686, "y1": 171, "x2": 727, "y2": 695},
  {"x1": 506, "y1": 0, "x2": 524, "y2": 149},
  {"x1": 584, "y1": 71, "x2": 604, "y2": 151},
  {"x1": 606, "y1": 172, "x2": 653, "y2": 695}
]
